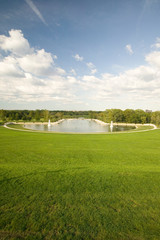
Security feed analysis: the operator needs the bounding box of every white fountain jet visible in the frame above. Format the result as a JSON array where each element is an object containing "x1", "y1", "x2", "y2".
[
  {"x1": 110, "y1": 121, "x2": 113, "y2": 132},
  {"x1": 48, "y1": 119, "x2": 51, "y2": 127}
]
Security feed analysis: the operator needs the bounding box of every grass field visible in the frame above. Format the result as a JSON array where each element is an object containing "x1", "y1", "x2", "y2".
[{"x1": 0, "y1": 126, "x2": 160, "y2": 239}]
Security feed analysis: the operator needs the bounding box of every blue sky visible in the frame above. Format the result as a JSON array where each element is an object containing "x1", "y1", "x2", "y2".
[{"x1": 0, "y1": 0, "x2": 160, "y2": 110}]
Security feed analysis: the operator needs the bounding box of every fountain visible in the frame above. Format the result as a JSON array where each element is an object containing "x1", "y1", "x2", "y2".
[
  {"x1": 110, "y1": 121, "x2": 113, "y2": 132},
  {"x1": 48, "y1": 119, "x2": 51, "y2": 127}
]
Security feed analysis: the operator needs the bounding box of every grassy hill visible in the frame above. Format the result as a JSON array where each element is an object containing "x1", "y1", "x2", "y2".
[{"x1": 0, "y1": 126, "x2": 160, "y2": 239}]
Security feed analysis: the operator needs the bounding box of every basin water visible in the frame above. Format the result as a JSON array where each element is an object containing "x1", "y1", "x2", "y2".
[{"x1": 24, "y1": 119, "x2": 136, "y2": 133}]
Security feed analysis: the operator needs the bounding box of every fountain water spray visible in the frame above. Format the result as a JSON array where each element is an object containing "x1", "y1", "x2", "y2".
[
  {"x1": 48, "y1": 119, "x2": 51, "y2": 127},
  {"x1": 110, "y1": 121, "x2": 113, "y2": 131}
]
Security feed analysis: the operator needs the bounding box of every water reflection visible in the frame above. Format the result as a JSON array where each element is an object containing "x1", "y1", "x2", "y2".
[{"x1": 24, "y1": 119, "x2": 135, "y2": 133}]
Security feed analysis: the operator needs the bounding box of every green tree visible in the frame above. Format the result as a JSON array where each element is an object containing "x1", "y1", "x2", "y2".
[
  {"x1": 97, "y1": 112, "x2": 106, "y2": 122},
  {"x1": 28, "y1": 111, "x2": 34, "y2": 121},
  {"x1": 35, "y1": 110, "x2": 40, "y2": 121},
  {"x1": 151, "y1": 111, "x2": 160, "y2": 126},
  {"x1": 89, "y1": 111, "x2": 97, "y2": 119},
  {"x1": 0, "y1": 109, "x2": 6, "y2": 121},
  {"x1": 43, "y1": 110, "x2": 49, "y2": 122},
  {"x1": 105, "y1": 109, "x2": 113, "y2": 123},
  {"x1": 135, "y1": 109, "x2": 146, "y2": 123},
  {"x1": 55, "y1": 112, "x2": 63, "y2": 120},
  {"x1": 112, "y1": 109, "x2": 124, "y2": 122},
  {"x1": 124, "y1": 109, "x2": 136, "y2": 123},
  {"x1": 11, "y1": 113, "x2": 15, "y2": 121},
  {"x1": 15, "y1": 113, "x2": 20, "y2": 121},
  {"x1": 141, "y1": 116, "x2": 146, "y2": 124}
]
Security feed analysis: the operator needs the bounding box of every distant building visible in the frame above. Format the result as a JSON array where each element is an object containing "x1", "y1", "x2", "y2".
[{"x1": 145, "y1": 110, "x2": 152, "y2": 113}]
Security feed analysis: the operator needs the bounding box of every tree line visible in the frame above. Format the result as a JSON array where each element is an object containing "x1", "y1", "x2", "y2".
[
  {"x1": 97, "y1": 109, "x2": 160, "y2": 126},
  {"x1": 0, "y1": 109, "x2": 160, "y2": 125},
  {"x1": 0, "y1": 109, "x2": 100, "y2": 122}
]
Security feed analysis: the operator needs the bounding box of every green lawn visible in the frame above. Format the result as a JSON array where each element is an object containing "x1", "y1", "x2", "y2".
[{"x1": 0, "y1": 126, "x2": 160, "y2": 239}]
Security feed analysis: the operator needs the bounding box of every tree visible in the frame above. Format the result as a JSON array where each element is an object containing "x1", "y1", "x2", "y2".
[
  {"x1": 124, "y1": 109, "x2": 136, "y2": 123},
  {"x1": 55, "y1": 112, "x2": 63, "y2": 120},
  {"x1": 43, "y1": 110, "x2": 49, "y2": 122},
  {"x1": 111, "y1": 109, "x2": 124, "y2": 122},
  {"x1": 141, "y1": 116, "x2": 146, "y2": 124},
  {"x1": 15, "y1": 113, "x2": 20, "y2": 121},
  {"x1": 35, "y1": 110, "x2": 40, "y2": 121},
  {"x1": 0, "y1": 109, "x2": 6, "y2": 121},
  {"x1": 97, "y1": 112, "x2": 106, "y2": 122},
  {"x1": 28, "y1": 111, "x2": 34, "y2": 120},
  {"x1": 105, "y1": 109, "x2": 113, "y2": 122},
  {"x1": 151, "y1": 111, "x2": 160, "y2": 126},
  {"x1": 89, "y1": 111, "x2": 97, "y2": 119},
  {"x1": 11, "y1": 113, "x2": 15, "y2": 121},
  {"x1": 135, "y1": 109, "x2": 146, "y2": 123}
]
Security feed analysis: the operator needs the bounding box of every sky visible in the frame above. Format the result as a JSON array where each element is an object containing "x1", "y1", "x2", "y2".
[{"x1": 0, "y1": 0, "x2": 160, "y2": 111}]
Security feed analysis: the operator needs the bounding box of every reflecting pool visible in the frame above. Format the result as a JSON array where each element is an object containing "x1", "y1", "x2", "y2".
[{"x1": 24, "y1": 119, "x2": 136, "y2": 133}]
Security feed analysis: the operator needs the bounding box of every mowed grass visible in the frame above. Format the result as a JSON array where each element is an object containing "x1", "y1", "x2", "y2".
[{"x1": 0, "y1": 127, "x2": 160, "y2": 239}]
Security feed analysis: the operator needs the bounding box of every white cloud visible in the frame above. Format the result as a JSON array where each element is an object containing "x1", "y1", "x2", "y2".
[
  {"x1": 1, "y1": 30, "x2": 160, "y2": 109},
  {"x1": 82, "y1": 75, "x2": 100, "y2": 84},
  {"x1": 73, "y1": 54, "x2": 83, "y2": 61},
  {"x1": 80, "y1": 49, "x2": 160, "y2": 103},
  {"x1": 86, "y1": 62, "x2": 97, "y2": 74},
  {"x1": 125, "y1": 44, "x2": 133, "y2": 55},
  {"x1": 0, "y1": 56, "x2": 24, "y2": 78},
  {"x1": 55, "y1": 67, "x2": 66, "y2": 75},
  {"x1": 145, "y1": 51, "x2": 160, "y2": 68},
  {"x1": 0, "y1": 30, "x2": 75, "y2": 104},
  {"x1": 25, "y1": 0, "x2": 47, "y2": 25},
  {"x1": 67, "y1": 76, "x2": 77, "y2": 83},
  {"x1": 70, "y1": 69, "x2": 76, "y2": 75},
  {"x1": 0, "y1": 29, "x2": 32, "y2": 56},
  {"x1": 17, "y1": 49, "x2": 53, "y2": 75},
  {"x1": 91, "y1": 69, "x2": 97, "y2": 74},
  {"x1": 86, "y1": 62, "x2": 95, "y2": 68},
  {"x1": 151, "y1": 37, "x2": 160, "y2": 49}
]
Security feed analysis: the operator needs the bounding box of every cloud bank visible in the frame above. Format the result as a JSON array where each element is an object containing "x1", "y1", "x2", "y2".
[
  {"x1": 0, "y1": 29, "x2": 160, "y2": 109},
  {"x1": 0, "y1": 29, "x2": 77, "y2": 104}
]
